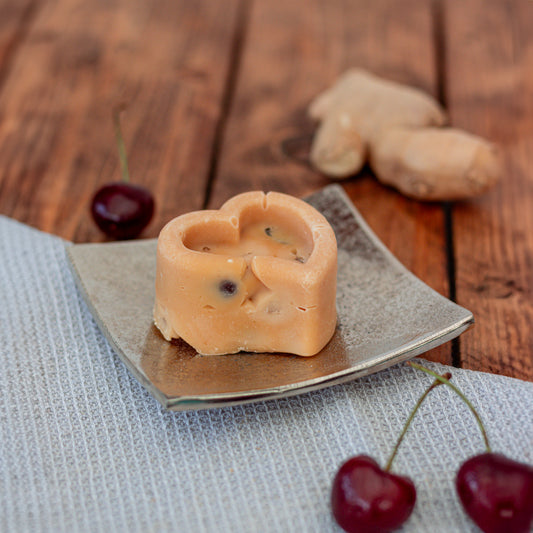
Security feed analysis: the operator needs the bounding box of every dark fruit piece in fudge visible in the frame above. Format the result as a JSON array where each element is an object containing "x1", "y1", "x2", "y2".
[{"x1": 219, "y1": 280, "x2": 238, "y2": 297}]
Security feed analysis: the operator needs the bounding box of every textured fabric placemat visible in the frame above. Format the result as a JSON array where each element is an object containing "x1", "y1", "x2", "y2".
[{"x1": 1, "y1": 215, "x2": 532, "y2": 533}]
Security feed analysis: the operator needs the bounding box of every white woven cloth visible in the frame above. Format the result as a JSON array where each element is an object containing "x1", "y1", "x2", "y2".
[{"x1": 1, "y1": 215, "x2": 532, "y2": 533}]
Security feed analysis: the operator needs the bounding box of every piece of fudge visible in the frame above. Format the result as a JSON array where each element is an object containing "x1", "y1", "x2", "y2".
[{"x1": 153, "y1": 191, "x2": 337, "y2": 356}]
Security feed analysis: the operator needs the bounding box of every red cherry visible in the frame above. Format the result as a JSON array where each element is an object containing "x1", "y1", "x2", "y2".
[
  {"x1": 91, "y1": 107, "x2": 155, "y2": 239},
  {"x1": 91, "y1": 182, "x2": 154, "y2": 239},
  {"x1": 456, "y1": 453, "x2": 533, "y2": 533},
  {"x1": 331, "y1": 455, "x2": 416, "y2": 533}
]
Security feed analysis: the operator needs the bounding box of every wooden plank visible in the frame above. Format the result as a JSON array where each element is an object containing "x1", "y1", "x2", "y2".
[
  {"x1": 0, "y1": 0, "x2": 36, "y2": 70},
  {"x1": 444, "y1": 0, "x2": 533, "y2": 380},
  {"x1": 0, "y1": 0, "x2": 241, "y2": 241},
  {"x1": 211, "y1": 0, "x2": 452, "y2": 365}
]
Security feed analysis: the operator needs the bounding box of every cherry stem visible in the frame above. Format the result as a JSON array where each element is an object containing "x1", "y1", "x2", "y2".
[
  {"x1": 407, "y1": 361, "x2": 491, "y2": 453},
  {"x1": 384, "y1": 370, "x2": 451, "y2": 472},
  {"x1": 113, "y1": 106, "x2": 130, "y2": 183}
]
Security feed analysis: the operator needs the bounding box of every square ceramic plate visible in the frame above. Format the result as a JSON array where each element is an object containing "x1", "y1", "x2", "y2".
[{"x1": 67, "y1": 185, "x2": 473, "y2": 411}]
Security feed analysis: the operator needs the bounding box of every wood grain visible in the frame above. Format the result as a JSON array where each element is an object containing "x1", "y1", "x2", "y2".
[
  {"x1": 0, "y1": 0, "x2": 241, "y2": 241},
  {"x1": 444, "y1": 0, "x2": 533, "y2": 380},
  {"x1": 0, "y1": 0, "x2": 36, "y2": 71},
  {"x1": 210, "y1": 0, "x2": 452, "y2": 365},
  {"x1": 1, "y1": 0, "x2": 530, "y2": 379}
]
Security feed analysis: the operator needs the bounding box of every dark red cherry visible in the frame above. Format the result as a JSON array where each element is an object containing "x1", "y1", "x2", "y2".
[
  {"x1": 331, "y1": 455, "x2": 416, "y2": 533},
  {"x1": 456, "y1": 453, "x2": 533, "y2": 533},
  {"x1": 91, "y1": 182, "x2": 154, "y2": 239}
]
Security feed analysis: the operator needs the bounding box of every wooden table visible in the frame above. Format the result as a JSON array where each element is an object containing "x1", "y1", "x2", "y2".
[{"x1": 1, "y1": 0, "x2": 531, "y2": 381}]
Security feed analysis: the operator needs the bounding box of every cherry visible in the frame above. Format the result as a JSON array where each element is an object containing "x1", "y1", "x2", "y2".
[
  {"x1": 91, "y1": 107, "x2": 155, "y2": 239},
  {"x1": 91, "y1": 182, "x2": 154, "y2": 240},
  {"x1": 408, "y1": 362, "x2": 533, "y2": 533},
  {"x1": 456, "y1": 453, "x2": 533, "y2": 533},
  {"x1": 331, "y1": 455, "x2": 416, "y2": 533},
  {"x1": 331, "y1": 370, "x2": 450, "y2": 532}
]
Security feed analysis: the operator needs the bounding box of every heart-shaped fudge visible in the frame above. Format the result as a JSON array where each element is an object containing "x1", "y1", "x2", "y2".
[{"x1": 153, "y1": 191, "x2": 337, "y2": 356}]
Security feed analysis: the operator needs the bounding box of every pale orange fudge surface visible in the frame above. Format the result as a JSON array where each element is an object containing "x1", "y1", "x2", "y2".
[{"x1": 153, "y1": 191, "x2": 337, "y2": 356}]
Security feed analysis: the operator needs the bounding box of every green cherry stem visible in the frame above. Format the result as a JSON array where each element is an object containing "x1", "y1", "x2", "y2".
[
  {"x1": 407, "y1": 361, "x2": 491, "y2": 453},
  {"x1": 113, "y1": 106, "x2": 130, "y2": 183},
  {"x1": 384, "y1": 370, "x2": 451, "y2": 472}
]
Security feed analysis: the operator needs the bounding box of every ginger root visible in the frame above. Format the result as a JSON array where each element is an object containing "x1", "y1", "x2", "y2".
[{"x1": 308, "y1": 69, "x2": 501, "y2": 201}]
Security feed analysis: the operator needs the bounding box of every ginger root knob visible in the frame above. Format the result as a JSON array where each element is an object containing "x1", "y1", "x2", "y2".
[
  {"x1": 308, "y1": 69, "x2": 501, "y2": 200},
  {"x1": 369, "y1": 127, "x2": 502, "y2": 201}
]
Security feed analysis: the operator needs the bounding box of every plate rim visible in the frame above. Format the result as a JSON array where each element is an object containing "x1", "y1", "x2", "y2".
[{"x1": 67, "y1": 184, "x2": 474, "y2": 411}]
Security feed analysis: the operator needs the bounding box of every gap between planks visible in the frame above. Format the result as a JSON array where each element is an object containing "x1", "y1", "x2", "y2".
[
  {"x1": 202, "y1": 0, "x2": 460, "y2": 368},
  {"x1": 202, "y1": 0, "x2": 252, "y2": 210},
  {"x1": 432, "y1": 0, "x2": 461, "y2": 368}
]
